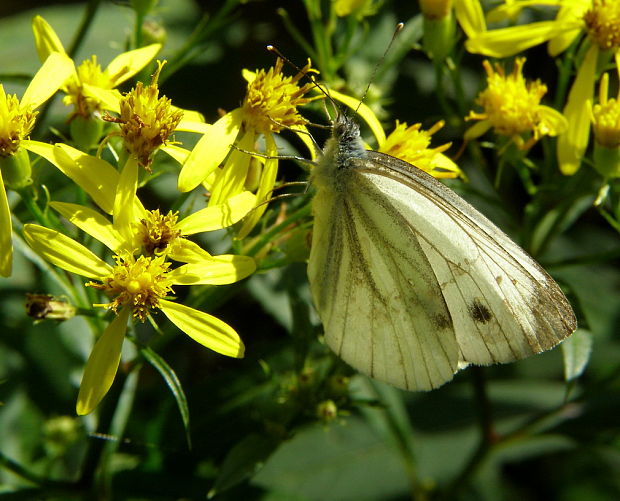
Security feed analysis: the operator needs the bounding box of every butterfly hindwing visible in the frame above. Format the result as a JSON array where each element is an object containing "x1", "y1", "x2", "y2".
[{"x1": 309, "y1": 165, "x2": 460, "y2": 390}]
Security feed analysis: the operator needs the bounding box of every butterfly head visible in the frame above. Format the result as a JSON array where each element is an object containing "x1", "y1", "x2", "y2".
[{"x1": 328, "y1": 113, "x2": 366, "y2": 164}]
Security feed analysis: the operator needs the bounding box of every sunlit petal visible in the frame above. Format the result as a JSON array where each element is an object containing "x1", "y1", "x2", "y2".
[
  {"x1": 105, "y1": 44, "x2": 161, "y2": 86},
  {"x1": 22, "y1": 141, "x2": 118, "y2": 213},
  {"x1": 209, "y1": 130, "x2": 254, "y2": 205},
  {"x1": 50, "y1": 201, "x2": 123, "y2": 252},
  {"x1": 23, "y1": 224, "x2": 112, "y2": 279},
  {"x1": 168, "y1": 255, "x2": 256, "y2": 285},
  {"x1": 81, "y1": 84, "x2": 122, "y2": 113},
  {"x1": 159, "y1": 299, "x2": 244, "y2": 358},
  {"x1": 0, "y1": 172, "x2": 12, "y2": 277},
  {"x1": 557, "y1": 45, "x2": 598, "y2": 175},
  {"x1": 160, "y1": 144, "x2": 191, "y2": 164},
  {"x1": 237, "y1": 134, "x2": 278, "y2": 238},
  {"x1": 454, "y1": 0, "x2": 487, "y2": 37},
  {"x1": 21, "y1": 52, "x2": 74, "y2": 108},
  {"x1": 76, "y1": 307, "x2": 130, "y2": 415},
  {"x1": 178, "y1": 108, "x2": 243, "y2": 192},
  {"x1": 113, "y1": 156, "x2": 139, "y2": 243},
  {"x1": 31, "y1": 15, "x2": 67, "y2": 61},
  {"x1": 168, "y1": 238, "x2": 212, "y2": 263},
  {"x1": 176, "y1": 191, "x2": 256, "y2": 235}
]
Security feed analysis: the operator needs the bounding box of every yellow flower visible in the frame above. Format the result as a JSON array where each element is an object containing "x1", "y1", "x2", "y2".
[
  {"x1": 22, "y1": 189, "x2": 254, "y2": 413},
  {"x1": 0, "y1": 52, "x2": 73, "y2": 277},
  {"x1": 465, "y1": 58, "x2": 567, "y2": 150},
  {"x1": 327, "y1": 89, "x2": 463, "y2": 178},
  {"x1": 379, "y1": 121, "x2": 462, "y2": 178},
  {"x1": 590, "y1": 67, "x2": 620, "y2": 178},
  {"x1": 178, "y1": 58, "x2": 318, "y2": 238},
  {"x1": 102, "y1": 61, "x2": 183, "y2": 169},
  {"x1": 464, "y1": 0, "x2": 620, "y2": 174},
  {"x1": 32, "y1": 15, "x2": 161, "y2": 119}
]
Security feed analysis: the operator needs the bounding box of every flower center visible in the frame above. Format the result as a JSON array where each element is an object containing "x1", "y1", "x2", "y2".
[
  {"x1": 470, "y1": 58, "x2": 547, "y2": 137},
  {"x1": 87, "y1": 254, "x2": 173, "y2": 321},
  {"x1": 584, "y1": 0, "x2": 620, "y2": 50},
  {"x1": 64, "y1": 56, "x2": 116, "y2": 117},
  {"x1": 241, "y1": 58, "x2": 316, "y2": 135},
  {"x1": 106, "y1": 61, "x2": 183, "y2": 170},
  {"x1": 0, "y1": 85, "x2": 37, "y2": 157},
  {"x1": 138, "y1": 209, "x2": 182, "y2": 255}
]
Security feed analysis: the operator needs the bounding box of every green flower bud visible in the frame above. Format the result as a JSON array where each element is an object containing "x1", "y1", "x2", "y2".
[
  {"x1": 0, "y1": 147, "x2": 32, "y2": 190},
  {"x1": 593, "y1": 143, "x2": 620, "y2": 179},
  {"x1": 70, "y1": 115, "x2": 104, "y2": 151}
]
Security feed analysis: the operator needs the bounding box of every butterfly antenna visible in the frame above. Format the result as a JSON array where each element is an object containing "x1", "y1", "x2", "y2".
[
  {"x1": 355, "y1": 22, "x2": 404, "y2": 115},
  {"x1": 267, "y1": 44, "x2": 339, "y2": 118}
]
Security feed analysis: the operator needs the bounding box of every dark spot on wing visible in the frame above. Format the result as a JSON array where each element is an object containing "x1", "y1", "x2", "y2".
[
  {"x1": 469, "y1": 299, "x2": 492, "y2": 324},
  {"x1": 433, "y1": 313, "x2": 453, "y2": 330}
]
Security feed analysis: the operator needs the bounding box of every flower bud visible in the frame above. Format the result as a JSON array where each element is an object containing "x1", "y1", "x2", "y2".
[{"x1": 0, "y1": 147, "x2": 32, "y2": 190}]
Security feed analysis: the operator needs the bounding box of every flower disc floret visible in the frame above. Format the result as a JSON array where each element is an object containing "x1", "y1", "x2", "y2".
[
  {"x1": 65, "y1": 56, "x2": 117, "y2": 117},
  {"x1": 88, "y1": 254, "x2": 174, "y2": 321},
  {"x1": 0, "y1": 86, "x2": 37, "y2": 157},
  {"x1": 584, "y1": 0, "x2": 620, "y2": 51},
  {"x1": 110, "y1": 61, "x2": 183, "y2": 169},
  {"x1": 471, "y1": 59, "x2": 548, "y2": 138},
  {"x1": 242, "y1": 58, "x2": 316, "y2": 134},
  {"x1": 138, "y1": 209, "x2": 182, "y2": 255}
]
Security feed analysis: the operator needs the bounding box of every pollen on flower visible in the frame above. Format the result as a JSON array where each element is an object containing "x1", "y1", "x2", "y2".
[
  {"x1": 137, "y1": 209, "x2": 182, "y2": 255},
  {"x1": 87, "y1": 254, "x2": 173, "y2": 322},
  {"x1": 242, "y1": 58, "x2": 317, "y2": 135},
  {"x1": 584, "y1": 0, "x2": 620, "y2": 51},
  {"x1": 592, "y1": 72, "x2": 620, "y2": 148},
  {"x1": 466, "y1": 58, "x2": 555, "y2": 148},
  {"x1": 108, "y1": 61, "x2": 183, "y2": 169},
  {"x1": 379, "y1": 121, "x2": 457, "y2": 178},
  {"x1": 0, "y1": 85, "x2": 37, "y2": 157},
  {"x1": 64, "y1": 56, "x2": 116, "y2": 118}
]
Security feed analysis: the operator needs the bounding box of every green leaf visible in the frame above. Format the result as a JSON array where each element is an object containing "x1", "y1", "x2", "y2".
[
  {"x1": 209, "y1": 433, "x2": 281, "y2": 498},
  {"x1": 562, "y1": 329, "x2": 593, "y2": 382},
  {"x1": 141, "y1": 346, "x2": 192, "y2": 449}
]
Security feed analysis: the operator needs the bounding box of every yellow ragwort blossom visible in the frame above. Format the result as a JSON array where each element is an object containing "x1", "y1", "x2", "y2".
[
  {"x1": 104, "y1": 61, "x2": 183, "y2": 169},
  {"x1": 590, "y1": 66, "x2": 620, "y2": 178},
  {"x1": 178, "y1": 58, "x2": 318, "y2": 238},
  {"x1": 464, "y1": 0, "x2": 620, "y2": 173},
  {"x1": 465, "y1": 58, "x2": 567, "y2": 150},
  {"x1": 379, "y1": 121, "x2": 462, "y2": 178},
  {"x1": 0, "y1": 52, "x2": 73, "y2": 277}
]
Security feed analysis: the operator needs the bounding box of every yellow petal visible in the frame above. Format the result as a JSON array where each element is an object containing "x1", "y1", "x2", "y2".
[
  {"x1": 464, "y1": 119, "x2": 492, "y2": 140},
  {"x1": 23, "y1": 224, "x2": 112, "y2": 279},
  {"x1": 176, "y1": 191, "x2": 256, "y2": 235},
  {"x1": 105, "y1": 44, "x2": 161, "y2": 86},
  {"x1": 175, "y1": 120, "x2": 211, "y2": 134},
  {"x1": 486, "y1": 0, "x2": 561, "y2": 24},
  {"x1": 160, "y1": 144, "x2": 191, "y2": 164},
  {"x1": 432, "y1": 153, "x2": 464, "y2": 178},
  {"x1": 22, "y1": 141, "x2": 118, "y2": 213},
  {"x1": 159, "y1": 299, "x2": 244, "y2": 358},
  {"x1": 113, "y1": 156, "x2": 139, "y2": 243},
  {"x1": 454, "y1": 0, "x2": 487, "y2": 37},
  {"x1": 329, "y1": 88, "x2": 386, "y2": 145},
  {"x1": 76, "y1": 307, "x2": 130, "y2": 415},
  {"x1": 21, "y1": 52, "x2": 75, "y2": 109},
  {"x1": 168, "y1": 255, "x2": 256, "y2": 285},
  {"x1": 168, "y1": 238, "x2": 212, "y2": 263},
  {"x1": 557, "y1": 45, "x2": 598, "y2": 175},
  {"x1": 31, "y1": 15, "x2": 67, "y2": 61},
  {"x1": 178, "y1": 108, "x2": 243, "y2": 192},
  {"x1": 0, "y1": 172, "x2": 12, "y2": 277},
  {"x1": 548, "y1": 1, "x2": 589, "y2": 56},
  {"x1": 208, "y1": 130, "x2": 254, "y2": 205},
  {"x1": 81, "y1": 84, "x2": 122, "y2": 113},
  {"x1": 50, "y1": 201, "x2": 124, "y2": 252},
  {"x1": 538, "y1": 106, "x2": 568, "y2": 136},
  {"x1": 237, "y1": 134, "x2": 278, "y2": 238},
  {"x1": 175, "y1": 108, "x2": 205, "y2": 123},
  {"x1": 465, "y1": 21, "x2": 579, "y2": 58}
]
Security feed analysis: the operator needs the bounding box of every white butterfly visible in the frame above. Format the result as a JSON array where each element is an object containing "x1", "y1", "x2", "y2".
[{"x1": 307, "y1": 114, "x2": 577, "y2": 391}]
